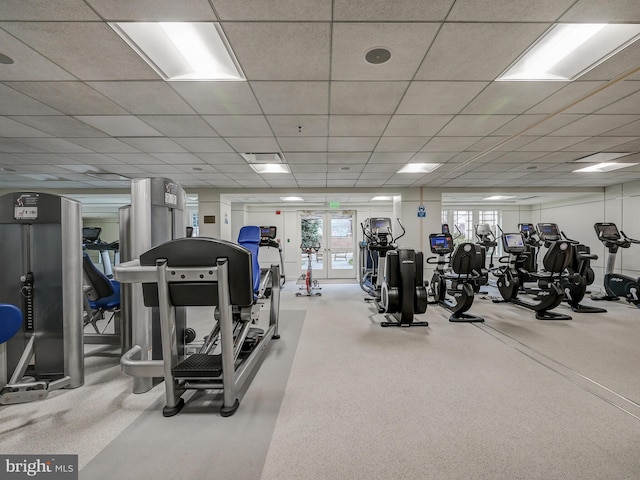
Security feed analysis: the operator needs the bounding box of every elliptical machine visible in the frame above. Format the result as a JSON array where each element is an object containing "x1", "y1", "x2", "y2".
[
  {"x1": 360, "y1": 218, "x2": 428, "y2": 327},
  {"x1": 474, "y1": 223, "x2": 497, "y2": 291},
  {"x1": 493, "y1": 232, "x2": 573, "y2": 320},
  {"x1": 537, "y1": 223, "x2": 606, "y2": 314},
  {"x1": 426, "y1": 233, "x2": 484, "y2": 323},
  {"x1": 592, "y1": 222, "x2": 640, "y2": 308}
]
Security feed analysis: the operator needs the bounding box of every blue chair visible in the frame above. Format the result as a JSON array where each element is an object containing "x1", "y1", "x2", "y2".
[
  {"x1": 237, "y1": 226, "x2": 261, "y2": 297},
  {"x1": 83, "y1": 252, "x2": 120, "y2": 333},
  {"x1": 0, "y1": 303, "x2": 22, "y2": 345}
]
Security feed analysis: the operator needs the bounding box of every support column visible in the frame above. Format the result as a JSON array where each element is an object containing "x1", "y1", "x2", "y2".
[{"x1": 195, "y1": 190, "x2": 231, "y2": 241}]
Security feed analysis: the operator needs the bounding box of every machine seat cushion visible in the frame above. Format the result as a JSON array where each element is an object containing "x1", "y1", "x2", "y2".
[
  {"x1": 0, "y1": 303, "x2": 22, "y2": 344},
  {"x1": 237, "y1": 226, "x2": 261, "y2": 294},
  {"x1": 140, "y1": 237, "x2": 255, "y2": 308},
  {"x1": 89, "y1": 280, "x2": 120, "y2": 310}
]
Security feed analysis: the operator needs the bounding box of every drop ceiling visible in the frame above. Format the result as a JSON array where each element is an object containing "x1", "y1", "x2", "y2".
[{"x1": 0, "y1": 0, "x2": 639, "y2": 199}]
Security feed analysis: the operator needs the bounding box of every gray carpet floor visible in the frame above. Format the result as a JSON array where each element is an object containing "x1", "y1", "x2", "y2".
[{"x1": 1, "y1": 282, "x2": 639, "y2": 480}]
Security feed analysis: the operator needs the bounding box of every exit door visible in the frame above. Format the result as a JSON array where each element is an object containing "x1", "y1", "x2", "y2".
[{"x1": 299, "y1": 211, "x2": 356, "y2": 279}]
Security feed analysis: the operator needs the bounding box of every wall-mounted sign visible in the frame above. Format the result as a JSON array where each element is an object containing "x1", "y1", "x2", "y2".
[{"x1": 417, "y1": 205, "x2": 426, "y2": 218}]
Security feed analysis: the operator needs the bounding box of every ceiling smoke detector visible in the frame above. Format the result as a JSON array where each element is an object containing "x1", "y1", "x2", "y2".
[{"x1": 365, "y1": 48, "x2": 391, "y2": 65}]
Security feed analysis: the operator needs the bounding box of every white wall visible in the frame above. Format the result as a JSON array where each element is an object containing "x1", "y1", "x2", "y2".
[{"x1": 531, "y1": 181, "x2": 640, "y2": 287}]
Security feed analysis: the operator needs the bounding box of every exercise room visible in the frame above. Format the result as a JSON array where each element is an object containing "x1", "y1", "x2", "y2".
[{"x1": 1, "y1": 1, "x2": 639, "y2": 479}]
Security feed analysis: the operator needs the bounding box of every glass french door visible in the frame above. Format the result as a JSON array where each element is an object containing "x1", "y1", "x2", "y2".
[{"x1": 299, "y1": 211, "x2": 356, "y2": 279}]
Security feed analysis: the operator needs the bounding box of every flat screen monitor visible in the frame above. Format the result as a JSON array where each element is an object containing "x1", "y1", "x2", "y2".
[
  {"x1": 503, "y1": 233, "x2": 525, "y2": 252},
  {"x1": 370, "y1": 218, "x2": 391, "y2": 231},
  {"x1": 429, "y1": 233, "x2": 453, "y2": 254},
  {"x1": 519, "y1": 223, "x2": 534, "y2": 233},
  {"x1": 594, "y1": 223, "x2": 620, "y2": 240},
  {"x1": 537, "y1": 223, "x2": 560, "y2": 240},
  {"x1": 82, "y1": 227, "x2": 102, "y2": 243},
  {"x1": 260, "y1": 226, "x2": 277, "y2": 239}
]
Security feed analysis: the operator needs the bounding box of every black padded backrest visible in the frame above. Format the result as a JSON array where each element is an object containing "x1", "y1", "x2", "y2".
[
  {"x1": 83, "y1": 252, "x2": 115, "y2": 300},
  {"x1": 542, "y1": 241, "x2": 573, "y2": 273},
  {"x1": 450, "y1": 242, "x2": 482, "y2": 275},
  {"x1": 139, "y1": 237, "x2": 254, "y2": 307}
]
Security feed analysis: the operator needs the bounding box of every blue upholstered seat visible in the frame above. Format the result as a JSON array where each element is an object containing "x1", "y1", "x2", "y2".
[
  {"x1": 0, "y1": 303, "x2": 22, "y2": 344},
  {"x1": 237, "y1": 226, "x2": 261, "y2": 295}
]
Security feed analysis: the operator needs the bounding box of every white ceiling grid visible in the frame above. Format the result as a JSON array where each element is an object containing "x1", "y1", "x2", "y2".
[{"x1": 0, "y1": 0, "x2": 638, "y2": 197}]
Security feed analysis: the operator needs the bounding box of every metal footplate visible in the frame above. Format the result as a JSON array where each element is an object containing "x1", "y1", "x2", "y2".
[
  {"x1": 173, "y1": 354, "x2": 223, "y2": 379},
  {"x1": 0, "y1": 375, "x2": 71, "y2": 405}
]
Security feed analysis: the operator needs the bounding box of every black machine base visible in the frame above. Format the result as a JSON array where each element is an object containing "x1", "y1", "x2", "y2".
[
  {"x1": 220, "y1": 398, "x2": 240, "y2": 417},
  {"x1": 535, "y1": 310, "x2": 572, "y2": 321},
  {"x1": 163, "y1": 398, "x2": 185, "y2": 417},
  {"x1": 569, "y1": 303, "x2": 607, "y2": 314},
  {"x1": 381, "y1": 320, "x2": 429, "y2": 327},
  {"x1": 449, "y1": 312, "x2": 484, "y2": 323}
]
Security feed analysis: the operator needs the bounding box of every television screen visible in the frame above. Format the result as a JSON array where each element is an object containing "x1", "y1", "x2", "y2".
[
  {"x1": 260, "y1": 226, "x2": 277, "y2": 238},
  {"x1": 371, "y1": 218, "x2": 391, "y2": 230},
  {"x1": 595, "y1": 223, "x2": 620, "y2": 239},
  {"x1": 504, "y1": 233, "x2": 524, "y2": 249}
]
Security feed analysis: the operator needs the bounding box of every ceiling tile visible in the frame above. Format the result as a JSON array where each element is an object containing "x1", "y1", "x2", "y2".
[
  {"x1": 421, "y1": 136, "x2": 482, "y2": 152},
  {"x1": 0, "y1": 139, "x2": 46, "y2": 153},
  {"x1": 326, "y1": 179, "x2": 357, "y2": 187},
  {"x1": 384, "y1": 115, "x2": 452, "y2": 137},
  {"x1": 551, "y1": 115, "x2": 640, "y2": 136},
  {"x1": 462, "y1": 82, "x2": 564, "y2": 115},
  {"x1": 203, "y1": 115, "x2": 272, "y2": 137},
  {"x1": 328, "y1": 115, "x2": 389, "y2": 137},
  {"x1": 331, "y1": 82, "x2": 408, "y2": 114},
  {"x1": 0, "y1": 117, "x2": 52, "y2": 137},
  {"x1": 560, "y1": 0, "x2": 640, "y2": 21},
  {"x1": 268, "y1": 115, "x2": 328, "y2": 137},
  {"x1": 173, "y1": 138, "x2": 233, "y2": 153},
  {"x1": 597, "y1": 88, "x2": 640, "y2": 114},
  {"x1": 397, "y1": 82, "x2": 487, "y2": 114},
  {"x1": 0, "y1": 29, "x2": 75, "y2": 81},
  {"x1": 438, "y1": 115, "x2": 516, "y2": 136},
  {"x1": 171, "y1": 83, "x2": 262, "y2": 115},
  {"x1": 375, "y1": 137, "x2": 428, "y2": 152},
  {"x1": 369, "y1": 153, "x2": 414, "y2": 163},
  {"x1": 0, "y1": 84, "x2": 61, "y2": 115},
  {"x1": 333, "y1": 0, "x2": 453, "y2": 21},
  {"x1": 415, "y1": 23, "x2": 548, "y2": 81},
  {"x1": 449, "y1": 0, "x2": 574, "y2": 21},
  {"x1": 527, "y1": 82, "x2": 605, "y2": 114},
  {"x1": 252, "y1": 82, "x2": 329, "y2": 114},
  {"x1": 151, "y1": 153, "x2": 204, "y2": 164},
  {"x1": 223, "y1": 22, "x2": 330, "y2": 80},
  {"x1": 213, "y1": 0, "x2": 331, "y2": 21},
  {"x1": 289, "y1": 164, "x2": 328, "y2": 173},
  {"x1": 578, "y1": 42, "x2": 640, "y2": 82},
  {"x1": 563, "y1": 136, "x2": 638, "y2": 152},
  {"x1": 88, "y1": 82, "x2": 196, "y2": 114},
  {"x1": 85, "y1": 0, "x2": 216, "y2": 20},
  {"x1": 225, "y1": 137, "x2": 280, "y2": 152},
  {"x1": 328, "y1": 137, "x2": 378, "y2": 152},
  {"x1": 286, "y1": 153, "x2": 328, "y2": 163},
  {"x1": 16, "y1": 138, "x2": 91, "y2": 153},
  {"x1": 138, "y1": 116, "x2": 218, "y2": 137},
  {"x1": 74, "y1": 116, "x2": 163, "y2": 136},
  {"x1": 328, "y1": 153, "x2": 371, "y2": 164},
  {"x1": 9, "y1": 116, "x2": 107, "y2": 137},
  {"x1": 517, "y1": 137, "x2": 590, "y2": 152},
  {"x1": 0, "y1": 0, "x2": 99, "y2": 20},
  {"x1": 5, "y1": 81, "x2": 127, "y2": 115},
  {"x1": 410, "y1": 152, "x2": 457, "y2": 163},
  {"x1": 105, "y1": 153, "x2": 169, "y2": 164},
  {"x1": 332, "y1": 23, "x2": 438, "y2": 80},
  {"x1": 120, "y1": 138, "x2": 187, "y2": 153},
  {"x1": 1, "y1": 22, "x2": 157, "y2": 80},
  {"x1": 278, "y1": 137, "x2": 328, "y2": 152}
]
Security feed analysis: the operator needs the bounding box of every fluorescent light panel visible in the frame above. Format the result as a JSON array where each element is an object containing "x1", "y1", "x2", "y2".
[
  {"x1": 497, "y1": 23, "x2": 640, "y2": 81},
  {"x1": 109, "y1": 22, "x2": 245, "y2": 81},
  {"x1": 397, "y1": 163, "x2": 441, "y2": 174},
  {"x1": 573, "y1": 162, "x2": 638, "y2": 173},
  {"x1": 371, "y1": 196, "x2": 393, "y2": 201},
  {"x1": 484, "y1": 195, "x2": 516, "y2": 201},
  {"x1": 249, "y1": 163, "x2": 290, "y2": 174},
  {"x1": 280, "y1": 196, "x2": 303, "y2": 202}
]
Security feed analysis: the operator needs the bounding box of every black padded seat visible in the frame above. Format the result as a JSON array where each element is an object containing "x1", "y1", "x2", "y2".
[{"x1": 139, "y1": 237, "x2": 255, "y2": 308}]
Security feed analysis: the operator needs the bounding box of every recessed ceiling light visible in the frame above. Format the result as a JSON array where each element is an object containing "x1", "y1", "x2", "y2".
[
  {"x1": 573, "y1": 162, "x2": 638, "y2": 173},
  {"x1": 249, "y1": 163, "x2": 290, "y2": 174},
  {"x1": 397, "y1": 163, "x2": 441, "y2": 174},
  {"x1": 574, "y1": 152, "x2": 633, "y2": 162},
  {"x1": 365, "y1": 47, "x2": 391, "y2": 65},
  {"x1": 241, "y1": 152, "x2": 285, "y2": 164},
  {"x1": 280, "y1": 196, "x2": 303, "y2": 202},
  {"x1": 371, "y1": 196, "x2": 393, "y2": 201},
  {"x1": 484, "y1": 195, "x2": 517, "y2": 201},
  {"x1": 109, "y1": 22, "x2": 245, "y2": 81},
  {"x1": 340, "y1": 166, "x2": 351, "y2": 171},
  {"x1": 497, "y1": 23, "x2": 640, "y2": 81}
]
